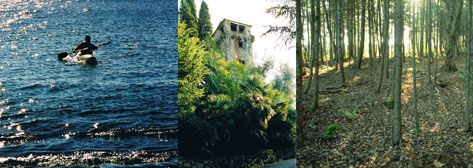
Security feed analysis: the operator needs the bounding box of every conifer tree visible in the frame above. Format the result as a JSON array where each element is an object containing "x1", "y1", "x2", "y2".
[
  {"x1": 198, "y1": 1, "x2": 213, "y2": 41},
  {"x1": 186, "y1": 0, "x2": 197, "y2": 20},
  {"x1": 179, "y1": 0, "x2": 197, "y2": 30}
]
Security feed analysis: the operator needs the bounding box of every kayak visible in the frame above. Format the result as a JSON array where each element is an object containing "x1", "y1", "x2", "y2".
[
  {"x1": 58, "y1": 52, "x2": 98, "y2": 65},
  {"x1": 74, "y1": 54, "x2": 98, "y2": 65}
]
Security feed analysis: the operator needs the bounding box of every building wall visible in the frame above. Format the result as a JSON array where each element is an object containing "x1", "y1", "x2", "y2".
[{"x1": 213, "y1": 20, "x2": 254, "y2": 67}]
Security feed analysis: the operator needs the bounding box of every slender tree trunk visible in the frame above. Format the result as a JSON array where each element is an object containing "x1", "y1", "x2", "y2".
[
  {"x1": 466, "y1": 0, "x2": 472, "y2": 132},
  {"x1": 348, "y1": 0, "x2": 355, "y2": 65},
  {"x1": 305, "y1": 2, "x2": 311, "y2": 66},
  {"x1": 419, "y1": 1, "x2": 425, "y2": 62},
  {"x1": 427, "y1": 0, "x2": 433, "y2": 83},
  {"x1": 368, "y1": 0, "x2": 374, "y2": 87},
  {"x1": 356, "y1": 0, "x2": 366, "y2": 69},
  {"x1": 337, "y1": 0, "x2": 345, "y2": 84},
  {"x1": 295, "y1": 0, "x2": 304, "y2": 147},
  {"x1": 311, "y1": 0, "x2": 321, "y2": 110},
  {"x1": 377, "y1": 0, "x2": 389, "y2": 93},
  {"x1": 411, "y1": 0, "x2": 420, "y2": 134},
  {"x1": 304, "y1": 0, "x2": 319, "y2": 96},
  {"x1": 393, "y1": 0, "x2": 403, "y2": 146},
  {"x1": 332, "y1": 1, "x2": 339, "y2": 71},
  {"x1": 377, "y1": 0, "x2": 382, "y2": 60},
  {"x1": 322, "y1": 0, "x2": 335, "y2": 66},
  {"x1": 385, "y1": 1, "x2": 390, "y2": 79},
  {"x1": 434, "y1": 0, "x2": 439, "y2": 81}
]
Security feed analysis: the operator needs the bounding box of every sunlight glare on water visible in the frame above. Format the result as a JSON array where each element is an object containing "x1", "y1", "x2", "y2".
[{"x1": 0, "y1": 0, "x2": 177, "y2": 166}]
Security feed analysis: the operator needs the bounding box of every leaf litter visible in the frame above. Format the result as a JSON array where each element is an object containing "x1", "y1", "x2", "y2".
[{"x1": 298, "y1": 58, "x2": 473, "y2": 168}]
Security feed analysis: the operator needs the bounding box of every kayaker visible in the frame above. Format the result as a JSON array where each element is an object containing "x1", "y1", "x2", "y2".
[{"x1": 73, "y1": 35, "x2": 98, "y2": 55}]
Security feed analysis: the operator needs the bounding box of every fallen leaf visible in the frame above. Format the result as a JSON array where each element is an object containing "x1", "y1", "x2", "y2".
[{"x1": 433, "y1": 160, "x2": 444, "y2": 168}]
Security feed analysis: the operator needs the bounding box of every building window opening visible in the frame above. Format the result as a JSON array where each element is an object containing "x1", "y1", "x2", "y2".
[
  {"x1": 231, "y1": 23, "x2": 237, "y2": 31},
  {"x1": 239, "y1": 26, "x2": 245, "y2": 33},
  {"x1": 239, "y1": 40, "x2": 243, "y2": 48}
]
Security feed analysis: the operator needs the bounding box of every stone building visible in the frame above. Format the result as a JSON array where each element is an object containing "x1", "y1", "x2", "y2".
[{"x1": 212, "y1": 19, "x2": 255, "y2": 66}]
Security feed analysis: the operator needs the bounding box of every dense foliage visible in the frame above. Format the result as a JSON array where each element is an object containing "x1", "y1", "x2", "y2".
[
  {"x1": 178, "y1": 23, "x2": 206, "y2": 112},
  {"x1": 197, "y1": 1, "x2": 213, "y2": 41},
  {"x1": 178, "y1": 2, "x2": 296, "y2": 158},
  {"x1": 179, "y1": 0, "x2": 197, "y2": 30}
]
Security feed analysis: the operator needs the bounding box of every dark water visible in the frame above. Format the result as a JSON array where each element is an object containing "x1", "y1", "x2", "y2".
[{"x1": 0, "y1": 0, "x2": 177, "y2": 167}]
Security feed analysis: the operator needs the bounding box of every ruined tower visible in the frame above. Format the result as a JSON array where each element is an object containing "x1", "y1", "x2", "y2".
[{"x1": 212, "y1": 19, "x2": 255, "y2": 67}]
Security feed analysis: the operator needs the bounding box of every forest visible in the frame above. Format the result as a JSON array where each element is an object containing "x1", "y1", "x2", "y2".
[
  {"x1": 178, "y1": 0, "x2": 296, "y2": 167},
  {"x1": 297, "y1": 0, "x2": 473, "y2": 167}
]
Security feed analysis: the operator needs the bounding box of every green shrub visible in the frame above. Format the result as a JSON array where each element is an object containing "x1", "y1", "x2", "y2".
[
  {"x1": 340, "y1": 105, "x2": 360, "y2": 118},
  {"x1": 321, "y1": 124, "x2": 341, "y2": 141},
  {"x1": 384, "y1": 97, "x2": 394, "y2": 109}
]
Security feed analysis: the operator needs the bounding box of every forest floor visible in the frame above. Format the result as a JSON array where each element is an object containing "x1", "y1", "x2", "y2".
[{"x1": 297, "y1": 56, "x2": 473, "y2": 168}]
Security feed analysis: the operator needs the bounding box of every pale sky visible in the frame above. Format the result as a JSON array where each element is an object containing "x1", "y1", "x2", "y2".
[{"x1": 186, "y1": 0, "x2": 295, "y2": 82}]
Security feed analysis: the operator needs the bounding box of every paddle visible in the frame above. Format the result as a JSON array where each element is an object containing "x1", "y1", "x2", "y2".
[
  {"x1": 97, "y1": 41, "x2": 111, "y2": 47},
  {"x1": 57, "y1": 41, "x2": 111, "y2": 60}
]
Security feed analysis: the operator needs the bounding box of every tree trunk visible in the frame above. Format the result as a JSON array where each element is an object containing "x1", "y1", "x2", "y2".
[
  {"x1": 419, "y1": 1, "x2": 424, "y2": 62},
  {"x1": 393, "y1": 0, "x2": 403, "y2": 146},
  {"x1": 427, "y1": 0, "x2": 433, "y2": 83},
  {"x1": 434, "y1": 0, "x2": 439, "y2": 81},
  {"x1": 322, "y1": 0, "x2": 335, "y2": 66},
  {"x1": 356, "y1": 0, "x2": 366, "y2": 69},
  {"x1": 337, "y1": 0, "x2": 345, "y2": 84},
  {"x1": 368, "y1": 0, "x2": 374, "y2": 87},
  {"x1": 305, "y1": 2, "x2": 311, "y2": 66},
  {"x1": 443, "y1": 0, "x2": 463, "y2": 72},
  {"x1": 466, "y1": 0, "x2": 472, "y2": 132},
  {"x1": 295, "y1": 0, "x2": 304, "y2": 148},
  {"x1": 377, "y1": 0, "x2": 389, "y2": 93},
  {"x1": 311, "y1": 0, "x2": 321, "y2": 110},
  {"x1": 377, "y1": 0, "x2": 382, "y2": 60},
  {"x1": 348, "y1": 0, "x2": 355, "y2": 64},
  {"x1": 411, "y1": 0, "x2": 420, "y2": 134}
]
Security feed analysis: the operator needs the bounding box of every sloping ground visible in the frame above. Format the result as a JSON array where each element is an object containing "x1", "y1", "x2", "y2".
[{"x1": 297, "y1": 57, "x2": 473, "y2": 167}]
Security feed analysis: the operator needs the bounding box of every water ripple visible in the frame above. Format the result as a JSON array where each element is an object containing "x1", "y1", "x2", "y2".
[{"x1": 0, "y1": 0, "x2": 177, "y2": 166}]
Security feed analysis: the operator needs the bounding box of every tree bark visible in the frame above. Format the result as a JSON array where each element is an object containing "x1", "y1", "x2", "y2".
[
  {"x1": 337, "y1": 0, "x2": 345, "y2": 84},
  {"x1": 348, "y1": 0, "x2": 355, "y2": 64},
  {"x1": 377, "y1": 0, "x2": 389, "y2": 93},
  {"x1": 466, "y1": 0, "x2": 472, "y2": 132},
  {"x1": 304, "y1": 1, "x2": 311, "y2": 66},
  {"x1": 356, "y1": 0, "x2": 367, "y2": 69},
  {"x1": 434, "y1": 0, "x2": 439, "y2": 81},
  {"x1": 304, "y1": 1, "x2": 315, "y2": 94},
  {"x1": 419, "y1": 0, "x2": 424, "y2": 62},
  {"x1": 443, "y1": 0, "x2": 463, "y2": 72},
  {"x1": 295, "y1": 0, "x2": 304, "y2": 148},
  {"x1": 322, "y1": 0, "x2": 335, "y2": 66},
  {"x1": 427, "y1": 0, "x2": 433, "y2": 83},
  {"x1": 411, "y1": 0, "x2": 420, "y2": 134},
  {"x1": 311, "y1": 0, "x2": 321, "y2": 110},
  {"x1": 368, "y1": 0, "x2": 374, "y2": 87},
  {"x1": 393, "y1": 0, "x2": 403, "y2": 146}
]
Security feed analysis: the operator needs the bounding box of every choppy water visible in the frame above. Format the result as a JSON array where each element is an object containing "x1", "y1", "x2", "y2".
[{"x1": 0, "y1": 0, "x2": 177, "y2": 167}]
